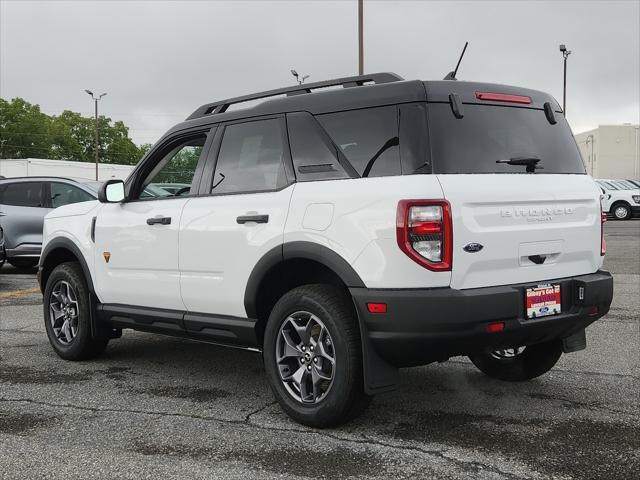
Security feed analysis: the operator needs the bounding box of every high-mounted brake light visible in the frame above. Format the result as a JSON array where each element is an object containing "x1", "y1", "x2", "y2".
[
  {"x1": 475, "y1": 91, "x2": 532, "y2": 104},
  {"x1": 396, "y1": 200, "x2": 452, "y2": 271}
]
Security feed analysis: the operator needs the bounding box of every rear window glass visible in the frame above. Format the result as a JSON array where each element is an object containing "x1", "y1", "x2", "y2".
[
  {"x1": 0, "y1": 182, "x2": 45, "y2": 207},
  {"x1": 317, "y1": 106, "x2": 401, "y2": 177},
  {"x1": 428, "y1": 104, "x2": 585, "y2": 174}
]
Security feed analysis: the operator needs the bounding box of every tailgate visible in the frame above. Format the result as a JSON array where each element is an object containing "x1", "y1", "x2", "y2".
[{"x1": 437, "y1": 174, "x2": 602, "y2": 289}]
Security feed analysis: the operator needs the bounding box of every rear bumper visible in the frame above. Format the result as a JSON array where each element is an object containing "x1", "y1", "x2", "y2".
[{"x1": 351, "y1": 270, "x2": 613, "y2": 368}]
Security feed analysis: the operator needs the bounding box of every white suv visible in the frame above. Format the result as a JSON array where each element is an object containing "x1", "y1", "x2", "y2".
[
  {"x1": 596, "y1": 179, "x2": 640, "y2": 220},
  {"x1": 39, "y1": 73, "x2": 613, "y2": 427}
]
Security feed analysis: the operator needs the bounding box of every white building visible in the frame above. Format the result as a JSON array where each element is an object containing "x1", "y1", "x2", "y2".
[
  {"x1": 0, "y1": 158, "x2": 134, "y2": 181},
  {"x1": 575, "y1": 124, "x2": 640, "y2": 180}
]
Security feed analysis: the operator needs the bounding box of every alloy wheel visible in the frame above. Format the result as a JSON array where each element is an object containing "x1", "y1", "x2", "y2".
[
  {"x1": 49, "y1": 280, "x2": 79, "y2": 345},
  {"x1": 614, "y1": 206, "x2": 629, "y2": 219},
  {"x1": 275, "y1": 311, "x2": 336, "y2": 404},
  {"x1": 489, "y1": 346, "x2": 525, "y2": 360}
]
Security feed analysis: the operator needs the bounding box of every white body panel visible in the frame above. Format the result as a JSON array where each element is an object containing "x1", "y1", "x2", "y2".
[
  {"x1": 42, "y1": 201, "x2": 100, "y2": 278},
  {"x1": 179, "y1": 187, "x2": 294, "y2": 317},
  {"x1": 437, "y1": 174, "x2": 604, "y2": 290},
  {"x1": 285, "y1": 175, "x2": 451, "y2": 289},
  {"x1": 93, "y1": 199, "x2": 189, "y2": 310}
]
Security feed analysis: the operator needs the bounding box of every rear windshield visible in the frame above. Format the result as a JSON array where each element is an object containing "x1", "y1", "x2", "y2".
[{"x1": 428, "y1": 103, "x2": 585, "y2": 174}]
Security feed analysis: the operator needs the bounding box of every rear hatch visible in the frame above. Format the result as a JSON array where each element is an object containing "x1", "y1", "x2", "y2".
[{"x1": 425, "y1": 82, "x2": 602, "y2": 290}]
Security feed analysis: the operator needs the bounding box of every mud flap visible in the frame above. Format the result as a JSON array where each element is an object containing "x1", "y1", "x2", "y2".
[{"x1": 562, "y1": 329, "x2": 586, "y2": 353}]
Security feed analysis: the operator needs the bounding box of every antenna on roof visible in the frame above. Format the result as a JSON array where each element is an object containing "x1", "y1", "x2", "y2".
[{"x1": 443, "y1": 41, "x2": 469, "y2": 81}]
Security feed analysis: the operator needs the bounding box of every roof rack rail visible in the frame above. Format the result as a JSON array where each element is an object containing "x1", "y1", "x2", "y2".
[{"x1": 186, "y1": 72, "x2": 404, "y2": 121}]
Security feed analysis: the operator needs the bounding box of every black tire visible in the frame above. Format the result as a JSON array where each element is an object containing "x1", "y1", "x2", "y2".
[
  {"x1": 43, "y1": 262, "x2": 108, "y2": 360},
  {"x1": 611, "y1": 202, "x2": 631, "y2": 220},
  {"x1": 9, "y1": 258, "x2": 39, "y2": 269},
  {"x1": 469, "y1": 340, "x2": 563, "y2": 382},
  {"x1": 263, "y1": 284, "x2": 371, "y2": 428}
]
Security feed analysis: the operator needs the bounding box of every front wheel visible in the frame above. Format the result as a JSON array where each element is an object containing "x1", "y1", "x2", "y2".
[
  {"x1": 468, "y1": 340, "x2": 563, "y2": 382},
  {"x1": 43, "y1": 262, "x2": 109, "y2": 360},
  {"x1": 612, "y1": 202, "x2": 632, "y2": 220},
  {"x1": 263, "y1": 284, "x2": 371, "y2": 428}
]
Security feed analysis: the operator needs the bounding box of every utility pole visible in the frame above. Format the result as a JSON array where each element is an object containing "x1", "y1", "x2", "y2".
[
  {"x1": 84, "y1": 90, "x2": 107, "y2": 181},
  {"x1": 358, "y1": 0, "x2": 364, "y2": 75},
  {"x1": 559, "y1": 44, "x2": 571, "y2": 115}
]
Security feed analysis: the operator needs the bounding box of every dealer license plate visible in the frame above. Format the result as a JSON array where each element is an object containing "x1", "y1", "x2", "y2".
[{"x1": 526, "y1": 284, "x2": 561, "y2": 319}]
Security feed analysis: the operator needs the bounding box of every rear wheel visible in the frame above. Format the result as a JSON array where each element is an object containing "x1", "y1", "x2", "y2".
[
  {"x1": 9, "y1": 258, "x2": 39, "y2": 269},
  {"x1": 43, "y1": 262, "x2": 109, "y2": 360},
  {"x1": 263, "y1": 284, "x2": 371, "y2": 427},
  {"x1": 612, "y1": 202, "x2": 631, "y2": 220},
  {"x1": 468, "y1": 340, "x2": 563, "y2": 382}
]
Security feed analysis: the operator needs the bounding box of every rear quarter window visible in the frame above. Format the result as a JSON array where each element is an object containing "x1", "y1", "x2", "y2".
[{"x1": 316, "y1": 106, "x2": 401, "y2": 177}]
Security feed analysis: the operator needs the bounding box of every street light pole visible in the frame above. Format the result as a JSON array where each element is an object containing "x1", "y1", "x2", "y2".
[
  {"x1": 358, "y1": 0, "x2": 364, "y2": 75},
  {"x1": 84, "y1": 90, "x2": 107, "y2": 181},
  {"x1": 559, "y1": 44, "x2": 571, "y2": 115}
]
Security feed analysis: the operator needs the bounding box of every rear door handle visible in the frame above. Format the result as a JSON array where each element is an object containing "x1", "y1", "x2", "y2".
[
  {"x1": 236, "y1": 214, "x2": 269, "y2": 224},
  {"x1": 146, "y1": 216, "x2": 172, "y2": 225},
  {"x1": 0, "y1": 212, "x2": 6, "y2": 217}
]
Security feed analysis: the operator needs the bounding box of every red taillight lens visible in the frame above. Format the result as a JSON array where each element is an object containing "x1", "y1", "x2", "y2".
[
  {"x1": 367, "y1": 303, "x2": 387, "y2": 314},
  {"x1": 601, "y1": 210, "x2": 607, "y2": 256},
  {"x1": 396, "y1": 200, "x2": 452, "y2": 271},
  {"x1": 475, "y1": 91, "x2": 532, "y2": 104},
  {"x1": 486, "y1": 322, "x2": 505, "y2": 333}
]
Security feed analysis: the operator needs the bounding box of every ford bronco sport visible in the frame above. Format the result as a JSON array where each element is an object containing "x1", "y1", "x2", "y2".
[{"x1": 39, "y1": 73, "x2": 614, "y2": 427}]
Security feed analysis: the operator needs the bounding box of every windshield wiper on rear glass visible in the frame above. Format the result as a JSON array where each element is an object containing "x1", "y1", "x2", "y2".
[{"x1": 496, "y1": 156, "x2": 543, "y2": 173}]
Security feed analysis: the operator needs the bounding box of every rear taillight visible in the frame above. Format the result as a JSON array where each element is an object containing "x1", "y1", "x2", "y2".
[
  {"x1": 600, "y1": 209, "x2": 607, "y2": 256},
  {"x1": 396, "y1": 200, "x2": 452, "y2": 271}
]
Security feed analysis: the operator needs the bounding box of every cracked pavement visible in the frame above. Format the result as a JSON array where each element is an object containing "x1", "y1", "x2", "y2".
[{"x1": 1, "y1": 221, "x2": 638, "y2": 479}]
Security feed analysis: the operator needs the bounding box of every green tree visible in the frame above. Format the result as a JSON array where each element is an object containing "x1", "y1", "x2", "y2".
[
  {"x1": 0, "y1": 97, "x2": 52, "y2": 158},
  {"x1": 1, "y1": 97, "x2": 147, "y2": 165}
]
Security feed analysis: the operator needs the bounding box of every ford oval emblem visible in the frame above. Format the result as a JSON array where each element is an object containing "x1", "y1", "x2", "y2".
[{"x1": 463, "y1": 242, "x2": 484, "y2": 253}]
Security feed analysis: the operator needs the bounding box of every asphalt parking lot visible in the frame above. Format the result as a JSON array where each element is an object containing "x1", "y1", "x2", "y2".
[{"x1": 1, "y1": 221, "x2": 638, "y2": 480}]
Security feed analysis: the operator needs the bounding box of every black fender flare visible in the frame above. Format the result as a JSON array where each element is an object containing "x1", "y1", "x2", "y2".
[
  {"x1": 39, "y1": 237, "x2": 96, "y2": 294},
  {"x1": 244, "y1": 241, "x2": 398, "y2": 395},
  {"x1": 244, "y1": 241, "x2": 365, "y2": 318}
]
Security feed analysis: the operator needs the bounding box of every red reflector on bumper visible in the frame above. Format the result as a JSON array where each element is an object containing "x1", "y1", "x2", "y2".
[
  {"x1": 486, "y1": 322, "x2": 505, "y2": 333},
  {"x1": 588, "y1": 306, "x2": 599, "y2": 316},
  {"x1": 367, "y1": 303, "x2": 387, "y2": 314}
]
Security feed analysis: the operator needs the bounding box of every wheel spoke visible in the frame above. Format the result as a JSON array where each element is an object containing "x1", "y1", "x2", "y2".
[{"x1": 278, "y1": 330, "x2": 301, "y2": 363}]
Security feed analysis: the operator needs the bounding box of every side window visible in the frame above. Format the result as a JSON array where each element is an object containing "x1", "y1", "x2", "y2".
[
  {"x1": 211, "y1": 118, "x2": 287, "y2": 195},
  {"x1": 316, "y1": 106, "x2": 401, "y2": 178},
  {"x1": 139, "y1": 135, "x2": 207, "y2": 199},
  {"x1": 287, "y1": 112, "x2": 351, "y2": 181},
  {"x1": 50, "y1": 183, "x2": 94, "y2": 208},
  {"x1": 0, "y1": 182, "x2": 45, "y2": 207}
]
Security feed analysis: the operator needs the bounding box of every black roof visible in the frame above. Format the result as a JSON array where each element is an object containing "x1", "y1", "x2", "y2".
[{"x1": 166, "y1": 73, "x2": 561, "y2": 137}]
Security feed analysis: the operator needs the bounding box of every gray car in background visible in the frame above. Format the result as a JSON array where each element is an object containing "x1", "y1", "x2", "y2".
[{"x1": 0, "y1": 177, "x2": 98, "y2": 269}]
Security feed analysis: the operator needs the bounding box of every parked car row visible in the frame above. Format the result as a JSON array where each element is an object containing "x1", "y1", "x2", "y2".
[
  {"x1": 596, "y1": 179, "x2": 640, "y2": 220},
  {"x1": 0, "y1": 177, "x2": 99, "y2": 269}
]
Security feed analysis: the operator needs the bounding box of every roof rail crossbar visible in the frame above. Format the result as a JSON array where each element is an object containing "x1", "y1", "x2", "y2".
[{"x1": 186, "y1": 72, "x2": 404, "y2": 120}]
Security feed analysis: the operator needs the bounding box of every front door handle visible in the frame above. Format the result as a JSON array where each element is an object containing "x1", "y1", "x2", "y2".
[
  {"x1": 0, "y1": 212, "x2": 6, "y2": 217},
  {"x1": 236, "y1": 214, "x2": 269, "y2": 224},
  {"x1": 146, "y1": 216, "x2": 171, "y2": 225}
]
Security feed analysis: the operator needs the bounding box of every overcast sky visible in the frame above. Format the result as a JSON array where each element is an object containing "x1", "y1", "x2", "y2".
[{"x1": 1, "y1": 0, "x2": 639, "y2": 147}]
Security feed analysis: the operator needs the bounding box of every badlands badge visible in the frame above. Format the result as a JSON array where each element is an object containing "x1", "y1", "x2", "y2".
[{"x1": 103, "y1": 251, "x2": 111, "y2": 263}]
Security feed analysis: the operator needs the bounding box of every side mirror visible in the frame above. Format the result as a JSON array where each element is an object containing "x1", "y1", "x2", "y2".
[{"x1": 98, "y1": 179, "x2": 125, "y2": 203}]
